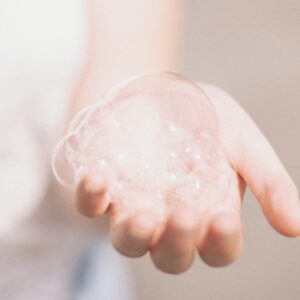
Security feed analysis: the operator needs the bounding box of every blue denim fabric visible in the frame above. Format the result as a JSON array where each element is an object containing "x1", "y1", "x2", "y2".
[{"x1": 70, "y1": 236, "x2": 136, "y2": 300}]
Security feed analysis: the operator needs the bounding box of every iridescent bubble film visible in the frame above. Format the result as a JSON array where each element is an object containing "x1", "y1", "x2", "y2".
[{"x1": 52, "y1": 73, "x2": 233, "y2": 213}]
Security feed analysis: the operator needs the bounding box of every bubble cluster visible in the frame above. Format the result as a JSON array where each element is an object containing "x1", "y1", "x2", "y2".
[{"x1": 52, "y1": 73, "x2": 232, "y2": 213}]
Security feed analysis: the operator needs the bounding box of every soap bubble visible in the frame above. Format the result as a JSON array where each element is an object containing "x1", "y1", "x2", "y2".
[{"x1": 52, "y1": 73, "x2": 233, "y2": 213}]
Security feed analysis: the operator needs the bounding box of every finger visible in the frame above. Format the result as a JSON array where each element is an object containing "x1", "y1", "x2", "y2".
[
  {"x1": 201, "y1": 85, "x2": 300, "y2": 237},
  {"x1": 198, "y1": 212, "x2": 242, "y2": 267},
  {"x1": 110, "y1": 209, "x2": 159, "y2": 258},
  {"x1": 232, "y1": 113, "x2": 300, "y2": 237},
  {"x1": 150, "y1": 208, "x2": 199, "y2": 274},
  {"x1": 76, "y1": 173, "x2": 110, "y2": 218}
]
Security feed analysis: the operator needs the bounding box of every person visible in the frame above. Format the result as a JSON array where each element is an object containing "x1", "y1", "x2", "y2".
[{"x1": 0, "y1": 0, "x2": 299, "y2": 299}]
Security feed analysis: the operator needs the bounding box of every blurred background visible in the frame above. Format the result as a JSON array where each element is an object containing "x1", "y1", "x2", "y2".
[
  {"x1": 1, "y1": 0, "x2": 299, "y2": 299},
  {"x1": 131, "y1": 1, "x2": 300, "y2": 299}
]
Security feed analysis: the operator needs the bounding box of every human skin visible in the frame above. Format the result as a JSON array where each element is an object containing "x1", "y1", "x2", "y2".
[
  {"x1": 76, "y1": 82, "x2": 300, "y2": 273},
  {"x1": 70, "y1": 0, "x2": 300, "y2": 274}
]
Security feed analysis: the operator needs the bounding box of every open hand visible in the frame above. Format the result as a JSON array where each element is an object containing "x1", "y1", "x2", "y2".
[{"x1": 75, "y1": 74, "x2": 300, "y2": 274}]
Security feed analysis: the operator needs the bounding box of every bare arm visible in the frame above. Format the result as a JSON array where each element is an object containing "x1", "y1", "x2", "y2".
[
  {"x1": 67, "y1": 0, "x2": 300, "y2": 274},
  {"x1": 69, "y1": 0, "x2": 181, "y2": 119}
]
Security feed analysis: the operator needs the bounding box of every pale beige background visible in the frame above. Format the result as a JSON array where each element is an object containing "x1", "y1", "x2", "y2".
[{"x1": 131, "y1": 1, "x2": 300, "y2": 299}]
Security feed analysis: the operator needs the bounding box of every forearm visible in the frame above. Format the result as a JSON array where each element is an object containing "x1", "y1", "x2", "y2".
[{"x1": 69, "y1": 0, "x2": 181, "y2": 119}]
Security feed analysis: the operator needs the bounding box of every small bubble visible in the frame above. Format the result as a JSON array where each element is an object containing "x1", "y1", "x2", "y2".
[
  {"x1": 185, "y1": 147, "x2": 191, "y2": 153},
  {"x1": 112, "y1": 119, "x2": 120, "y2": 127},
  {"x1": 170, "y1": 174, "x2": 176, "y2": 181},
  {"x1": 100, "y1": 159, "x2": 107, "y2": 167},
  {"x1": 195, "y1": 153, "x2": 202, "y2": 161},
  {"x1": 116, "y1": 153, "x2": 125, "y2": 161},
  {"x1": 194, "y1": 180, "x2": 201, "y2": 190},
  {"x1": 143, "y1": 163, "x2": 150, "y2": 170},
  {"x1": 169, "y1": 124, "x2": 176, "y2": 133},
  {"x1": 52, "y1": 73, "x2": 230, "y2": 212}
]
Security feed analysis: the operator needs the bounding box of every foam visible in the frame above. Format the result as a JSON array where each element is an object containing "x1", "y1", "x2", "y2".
[{"x1": 52, "y1": 73, "x2": 232, "y2": 214}]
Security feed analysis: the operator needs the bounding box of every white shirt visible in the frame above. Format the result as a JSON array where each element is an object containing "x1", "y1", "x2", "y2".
[{"x1": 0, "y1": 1, "x2": 134, "y2": 298}]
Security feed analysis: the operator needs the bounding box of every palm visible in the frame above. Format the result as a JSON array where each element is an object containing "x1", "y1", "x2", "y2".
[{"x1": 76, "y1": 74, "x2": 300, "y2": 273}]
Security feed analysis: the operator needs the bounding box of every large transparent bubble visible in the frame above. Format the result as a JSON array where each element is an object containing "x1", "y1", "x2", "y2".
[{"x1": 52, "y1": 73, "x2": 233, "y2": 214}]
